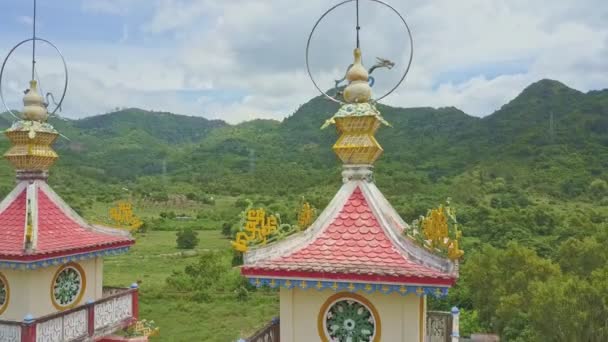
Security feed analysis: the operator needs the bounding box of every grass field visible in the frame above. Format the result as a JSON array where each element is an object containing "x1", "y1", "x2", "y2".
[{"x1": 103, "y1": 230, "x2": 279, "y2": 341}]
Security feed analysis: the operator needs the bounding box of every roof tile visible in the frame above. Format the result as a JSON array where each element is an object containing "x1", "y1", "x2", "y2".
[
  {"x1": 0, "y1": 184, "x2": 133, "y2": 259},
  {"x1": 244, "y1": 187, "x2": 452, "y2": 281}
]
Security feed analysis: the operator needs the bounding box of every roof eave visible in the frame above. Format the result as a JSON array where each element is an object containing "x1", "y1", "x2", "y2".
[
  {"x1": 241, "y1": 267, "x2": 456, "y2": 287},
  {"x1": 0, "y1": 239, "x2": 134, "y2": 262}
]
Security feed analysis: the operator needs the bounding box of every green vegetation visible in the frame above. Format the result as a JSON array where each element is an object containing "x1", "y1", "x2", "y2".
[
  {"x1": 176, "y1": 228, "x2": 200, "y2": 249},
  {"x1": 103, "y1": 231, "x2": 278, "y2": 341},
  {"x1": 2, "y1": 79, "x2": 607, "y2": 340}
]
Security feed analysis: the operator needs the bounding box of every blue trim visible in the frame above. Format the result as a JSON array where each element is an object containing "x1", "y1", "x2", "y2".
[
  {"x1": 0, "y1": 246, "x2": 131, "y2": 270},
  {"x1": 248, "y1": 277, "x2": 449, "y2": 298}
]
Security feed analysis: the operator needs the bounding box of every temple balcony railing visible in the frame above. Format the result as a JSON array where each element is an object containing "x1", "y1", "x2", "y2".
[
  {"x1": 0, "y1": 285, "x2": 139, "y2": 342},
  {"x1": 241, "y1": 317, "x2": 280, "y2": 342}
]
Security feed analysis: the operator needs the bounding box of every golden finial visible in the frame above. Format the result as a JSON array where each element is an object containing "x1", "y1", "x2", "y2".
[
  {"x1": 22, "y1": 80, "x2": 48, "y2": 122},
  {"x1": 325, "y1": 50, "x2": 389, "y2": 165},
  {"x1": 343, "y1": 48, "x2": 372, "y2": 103},
  {"x1": 3, "y1": 84, "x2": 59, "y2": 174}
]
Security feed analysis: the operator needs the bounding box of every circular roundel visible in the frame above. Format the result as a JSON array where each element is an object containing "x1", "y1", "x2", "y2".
[
  {"x1": 51, "y1": 263, "x2": 86, "y2": 310},
  {"x1": 0, "y1": 272, "x2": 9, "y2": 315},
  {"x1": 318, "y1": 292, "x2": 381, "y2": 342}
]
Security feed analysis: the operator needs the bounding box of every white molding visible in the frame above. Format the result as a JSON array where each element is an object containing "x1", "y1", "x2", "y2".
[{"x1": 0, "y1": 182, "x2": 27, "y2": 215}]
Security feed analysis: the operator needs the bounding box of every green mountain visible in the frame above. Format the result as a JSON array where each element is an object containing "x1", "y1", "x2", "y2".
[{"x1": 0, "y1": 79, "x2": 605, "y2": 202}]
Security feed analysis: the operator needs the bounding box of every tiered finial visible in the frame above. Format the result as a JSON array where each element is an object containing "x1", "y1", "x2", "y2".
[
  {"x1": 3, "y1": 84, "x2": 59, "y2": 178},
  {"x1": 1, "y1": 0, "x2": 65, "y2": 181},
  {"x1": 306, "y1": 0, "x2": 414, "y2": 169},
  {"x1": 325, "y1": 47, "x2": 389, "y2": 166}
]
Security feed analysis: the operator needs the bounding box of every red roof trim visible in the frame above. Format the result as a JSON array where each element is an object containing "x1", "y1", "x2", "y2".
[
  {"x1": 0, "y1": 240, "x2": 134, "y2": 261},
  {"x1": 241, "y1": 267, "x2": 456, "y2": 286}
]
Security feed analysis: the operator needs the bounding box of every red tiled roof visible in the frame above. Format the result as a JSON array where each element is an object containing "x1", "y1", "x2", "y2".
[
  {"x1": 242, "y1": 187, "x2": 455, "y2": 285},
  {"x1": 0, "y1": 183, "x2": 133, "y2": 261},
  {"x1": 0, "y1": 190, "x2": 27, "y2": 256}
]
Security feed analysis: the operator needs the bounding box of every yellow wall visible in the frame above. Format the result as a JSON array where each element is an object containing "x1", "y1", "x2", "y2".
[
  {"x1": 0, "y1": 258, "x2": 103, "y2": 321},
  {"x1": 280, "y1": 287, "x2": 426, "y2": 342}
]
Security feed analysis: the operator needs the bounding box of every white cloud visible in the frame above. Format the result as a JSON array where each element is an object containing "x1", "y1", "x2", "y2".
[
  {"x1": 81, "y1": 0, "x2": 143, "y2": 16},
  {"x1": 7, "y1": 0, "x2": 606, "y2": 123},
  {"x1": 16, "y1": 15, "x2": 33, "y2": 26}
]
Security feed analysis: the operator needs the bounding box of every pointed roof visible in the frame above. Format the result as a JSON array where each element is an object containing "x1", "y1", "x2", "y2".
[
  {"x1": 242, "y1": 175, "x2": 457, "y2": 287},
  {"x1": 0, "y1": 180, "x2": 133, "y2": 266}
]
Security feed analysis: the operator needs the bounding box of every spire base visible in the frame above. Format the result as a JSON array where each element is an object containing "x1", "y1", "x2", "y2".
[
  {"x1": 342, "y1": 164, "x2": 374, "y2": 183},
  {"x1": 16, "y1": 170, "x2": 49, "y2": 182}
]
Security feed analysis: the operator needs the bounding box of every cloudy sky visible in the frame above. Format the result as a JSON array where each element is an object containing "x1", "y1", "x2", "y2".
[{"x1": 0, "y1": 0, "x2": 607, "y2": 123}]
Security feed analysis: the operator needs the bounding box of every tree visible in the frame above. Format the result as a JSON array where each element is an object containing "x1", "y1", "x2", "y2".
[
  {"x1": 589, "y1": 179, "x2": 608, "y2": 199},
  {"x1": 176, "y1": 228, "x2": 199, "y2": 249},
  {"x1": 221, "y1": 222, "x2": 233, "y2": 238},
  {"x1": 463, "y1": 243, "x2": 560, "y2": 339},
  {"x1": 557, "y1": 237, "x2": 607, "y2": 277},
  {"x1": 529, "y1": 274, "x2": 608, "y2": 341}
]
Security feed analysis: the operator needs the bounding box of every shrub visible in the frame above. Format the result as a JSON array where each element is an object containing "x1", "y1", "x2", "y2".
[
  {"x1": 234, "y1": 198, "x2": 249, "y2": 209},
  {"x1": 221, "y1": 222, "x2": 233, "y2": 238},
  {"x1": 460, "y1": 309, "x2": 482, "y2": 337},
  {"x1": 589, "y1": 179, "x2": 608, "y2": 199},
  {"x1": 202, "y1": 196, "x2": 216, "y2": 205},
  {"x1": 176, "y1": 228, "x2": 199, "y2": 249},
  {"x1": 235, "y1": 286, "x2": 249, "y2": 302}
]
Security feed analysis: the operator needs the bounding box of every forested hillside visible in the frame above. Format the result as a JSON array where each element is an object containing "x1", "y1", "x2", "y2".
[{"x1": 1, "y1": 79, "x2": 607, "y2": 340}]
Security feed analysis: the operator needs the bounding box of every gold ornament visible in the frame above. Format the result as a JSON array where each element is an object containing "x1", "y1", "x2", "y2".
[
  {"x1": 231, "y1": 209, "x2": 278, "y2": 252},
  {"x1": 297, "y1": 201, "x2": 315, "y2": 229},
  {"x1": 419, "y1": 205, "x2": 464, "y2": 260}
]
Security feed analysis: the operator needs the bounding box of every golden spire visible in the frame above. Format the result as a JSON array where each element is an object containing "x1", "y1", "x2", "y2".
[
  {"x1": 4, "y1": 80, "x2": 59, "y2": 179},
  {"x1": 326, "y1": 48, "x2": 388, "y2": 166}
]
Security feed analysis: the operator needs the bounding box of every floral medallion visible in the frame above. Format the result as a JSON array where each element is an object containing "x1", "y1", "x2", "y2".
[
  {"x1": 318, "y1": 293, "x2": 381, "y2": 342},
  {"x1": 52, "y1": 263, "x2": 86, "y2": 310},
  {"x1": 0, "y1": 273, "x2": 8, "y2": 314}
]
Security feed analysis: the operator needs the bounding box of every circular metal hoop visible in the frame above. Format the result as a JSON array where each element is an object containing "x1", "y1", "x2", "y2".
[
  {"x1": 0, "y1": 37, "x2": 69, "y2": 118},
  {"x1": 306, "y1": 0, "x2": 414, "y2": 104}
]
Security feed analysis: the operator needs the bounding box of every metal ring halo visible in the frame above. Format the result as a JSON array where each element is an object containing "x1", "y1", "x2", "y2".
[
  {"x1": 0, "y1": 37, "x2": 69, "y2": 118},
  {"x1": 305, "y1": 0, "x2": 414, "y2": 104}
]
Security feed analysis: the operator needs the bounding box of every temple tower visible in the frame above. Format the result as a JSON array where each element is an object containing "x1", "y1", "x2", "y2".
[{"x1": 239, "y1": 45, "x2": 460, "y2": 341}]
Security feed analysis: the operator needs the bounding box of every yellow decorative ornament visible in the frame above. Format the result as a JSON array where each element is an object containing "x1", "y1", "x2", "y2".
[
  {"x1": 297, "y1": 201, "x2": 315, "y2": 229},
  {"x1": 132, "y1": 320, "x2": 160, "y2": 337},
  {"x1": 231, "y1": 208, "x2": 278, "y2": 252},
  {"x1": 109, "y1": 201, "x2": 143, "y2": 231},
  {"x1": 419, "y1": 205, "x2": 464, "y2": 260}
]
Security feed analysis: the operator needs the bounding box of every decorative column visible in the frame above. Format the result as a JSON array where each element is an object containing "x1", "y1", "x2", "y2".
[
  {"x1": 131, "y1": 283, "x2": 139, "y2": 320},
  {"x1": 21, "y1": 314, "x2": 36, "y2": 342},
  {"x1": 451, "y1": 306, "x2": 460, "y2": 342}
]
